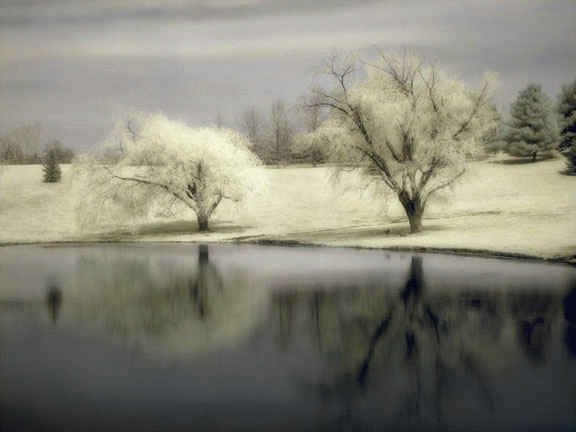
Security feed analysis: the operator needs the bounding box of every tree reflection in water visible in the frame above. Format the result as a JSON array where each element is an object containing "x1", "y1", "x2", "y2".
[
  {"x1": 564, "y1": 288, "x2": 576, "y2": 357},
  {"x1": 45, "y1": 285, "x2": 63, "y2": 324},
  {"x1": 272, "y1": 255, "x2": 574, "y2": 431},
  {"x1": 511, "y1": 291, "x2": 557, "y2": 365},
  {"x1": 187, "y1": 244, "x2": 223, "y2": 320},
  {"x1": 71, "y1": 244, "x2": 268, "y2": 360}
]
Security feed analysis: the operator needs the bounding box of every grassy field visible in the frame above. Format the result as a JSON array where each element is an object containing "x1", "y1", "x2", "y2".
[{"x1": 1, "y1": 155, "x2": 575, "y2": 262}]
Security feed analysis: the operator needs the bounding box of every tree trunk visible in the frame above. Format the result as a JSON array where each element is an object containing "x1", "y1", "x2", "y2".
[
  {"x1": 532, "y1": 151, "x2": 538, "y2": 163},
  {"x1": 399, "y1": 195, "x2": 425, "y2": 234},
  {"x1": 197, "y1": 213, "x2": 209, "y2": 232}
]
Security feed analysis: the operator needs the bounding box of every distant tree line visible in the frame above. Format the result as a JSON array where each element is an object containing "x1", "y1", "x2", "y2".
[
  {"x1": 0, "y1": 122, "x2": 74, "y2": 165},
  {"x1": 3, "y1": 78, "x2": 573, "y2": 173},
  {"x1": 235, "y1": 96, "x2": 328, "y2": 167},
  {"x1": 232, "y1": 75, "x2": 576, "y2": 174}
]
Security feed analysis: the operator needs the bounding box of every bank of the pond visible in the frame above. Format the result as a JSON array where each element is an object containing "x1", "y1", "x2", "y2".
[
  {"x1": 0, "y1": 156, "x2": 575, "y2": 265},
  {"x1": 246, "y1": 237, "x2": 576, "y2": 266}
]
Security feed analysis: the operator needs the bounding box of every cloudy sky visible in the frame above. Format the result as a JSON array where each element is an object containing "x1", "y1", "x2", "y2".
[{"x1": 1, "y1": 0, "x2": 575, "y2": 150}]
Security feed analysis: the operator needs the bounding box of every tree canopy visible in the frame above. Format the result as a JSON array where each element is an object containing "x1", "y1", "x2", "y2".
[
  {"x1": 75, "y1": 112, "x2": 264, "y2": 232},
  {"x1": 303, "y1": 50, "x2": 499, "y2": 233}
]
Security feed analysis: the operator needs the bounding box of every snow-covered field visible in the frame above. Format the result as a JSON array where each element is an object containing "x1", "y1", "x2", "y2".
[{"x1": 1, "y1": 156, "x2": 575, "y2": 262}]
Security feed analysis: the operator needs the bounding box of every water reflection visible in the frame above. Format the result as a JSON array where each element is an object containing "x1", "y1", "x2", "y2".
[
  {"x1": 272, "y1": 256, "x2": 575, "y2": 431},
  {"x1": 511, "y1": 291, "x2": 557, "y2": 365},
  {"x1": 564, "y1": 288, "x2": 576, "y2": 357},
  {"x1": 45, "y1": 285, "x2": 63, "y2": 324},
  {"x1": 189, "y1": 244, "x2": 222, "y2": 319},
  {"x1": 69, "y1": 244, "x2": 269, "y2": 360},
  {"x1": 0, "y1": 245, "x2": 574, "y2": 431}
]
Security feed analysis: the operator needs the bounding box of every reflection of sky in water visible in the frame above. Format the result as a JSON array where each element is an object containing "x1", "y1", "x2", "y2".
[
  {"x1": 2, "y1": 243, "x2": 575, "y2": 297},
  {"x1": 0, "y1": 244, "x2": 575, "y2": 431}
]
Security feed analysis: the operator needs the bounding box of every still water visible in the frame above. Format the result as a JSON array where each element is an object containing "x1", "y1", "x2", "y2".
[{"x1": 0, "y1": 243, "x2": 575, "y2": 432}]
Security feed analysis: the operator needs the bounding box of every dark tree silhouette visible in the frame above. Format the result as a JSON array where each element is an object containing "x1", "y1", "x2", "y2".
[{"x1": 45, "y1": 285, "x2": 63, "y2": 323}]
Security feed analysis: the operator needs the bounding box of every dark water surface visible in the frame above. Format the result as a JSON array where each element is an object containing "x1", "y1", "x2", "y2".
[{"x1": 1, "y1": 243, "x2": 575, "y2": 432}]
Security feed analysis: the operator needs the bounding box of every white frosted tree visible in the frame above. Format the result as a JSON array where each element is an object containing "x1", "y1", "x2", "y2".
[
  {"x1": 305, "y1": 51, "x2": 499, "y2": 233},
  {"x1": 75, "y1": 112, "x2": 264, "y2": 232}
]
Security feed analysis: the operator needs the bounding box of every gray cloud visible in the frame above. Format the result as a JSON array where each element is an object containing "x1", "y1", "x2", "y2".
[{"x1": 1, "y1": 0, "x2": 574, "y2": 149}]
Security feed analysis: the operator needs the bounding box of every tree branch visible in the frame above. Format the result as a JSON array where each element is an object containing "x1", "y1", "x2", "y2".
[
  {"x1": 102, "y1": 166, "x2": 196, "y2": 211},
  {"x1": 425, "y1": 167, "x2": 466, "y2": 198},
  {"x1": 452, "y1": 82, "x2": 491, "y2": 140}
]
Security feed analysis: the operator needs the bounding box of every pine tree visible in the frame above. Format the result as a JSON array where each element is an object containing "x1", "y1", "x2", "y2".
[
  {"x1": 557, "y1": 78, "x2": 576, "y2": 152},
  {"x1": 501, "y1": 84, "x2": 559, "y2": 162},
  {"x1": 565, "y1": 144, "x2": 576, "y2": 176},
  {"x1": 42, "y1": 148, "x2": 62, "y2": 183}
]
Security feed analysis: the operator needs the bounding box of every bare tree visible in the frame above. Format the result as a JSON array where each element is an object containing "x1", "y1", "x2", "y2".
[
  {"x1": 293, "y1": 94, "x2": 329, "y2": 166},
  {"x1": 0, "y1": 132, "x2": 20, "y2": 163},
  {"x1": 237, "y1": 105, "x2": 267, "y2": 162},
  {"x1": 267, "y1": 99, "x2": 295, "y2": 167},
  {"x1": 12, "y1": 122, "x2": 42, "y2": 163},
  {"x1": 305, "y1": 51, "x2": 499, "y2": 233},
  {"x1": 0, "y1": 122, "x2": 42, "y2": 164}
]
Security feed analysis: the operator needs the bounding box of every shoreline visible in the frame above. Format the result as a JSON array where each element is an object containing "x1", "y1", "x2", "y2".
[{"x1": 2, "y1": 234, "x2": 575, "y2": 267}]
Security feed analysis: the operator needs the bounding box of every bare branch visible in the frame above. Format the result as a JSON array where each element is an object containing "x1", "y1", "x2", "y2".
[
  {"x1": 452, "y1": 82, "x2": 492, "y2": 139},
  {"x1": 425, "y1": 168, "x2": 466, "y2": 198}
]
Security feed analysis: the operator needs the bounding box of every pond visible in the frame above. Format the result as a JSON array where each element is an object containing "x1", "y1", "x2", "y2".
[{"x1": 0, "y1": 243, "x2": 575, "y2": 432}]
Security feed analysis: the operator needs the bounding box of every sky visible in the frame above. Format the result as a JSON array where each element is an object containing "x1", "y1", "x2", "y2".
[{"x1": 0, "y1": 0, "x2": 575, "y2": 151}]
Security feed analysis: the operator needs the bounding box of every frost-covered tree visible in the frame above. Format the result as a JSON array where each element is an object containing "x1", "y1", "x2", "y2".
[
  {"x1": 305, "y1": 51, "x2": 499, "y2": 233},
  {"x1": 42, "y1": 148, "x2": 62, "y2": 183},
  {"x1": 557, "y1": 78, "x2": 576, "y2": 152},
  {"x1": 74, "y1": 112, "x2": 264, "y2": 232},
  {"x1": 501, "y1": 84, "x2": 559, "y2": 162}
]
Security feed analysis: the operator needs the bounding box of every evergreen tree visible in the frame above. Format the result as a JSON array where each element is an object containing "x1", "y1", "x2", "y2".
[
  {"x1": 565, "y1": 144, "x2": 576, "y2": 175},
  {"x1": 557, "y1": 78, "x2": 576, "y2": 152},
  {"x1": 42, "y1": 148, "x2": 62, "y2": 183},
  {"x1": 501, "y1": 84, "x2": 559, "y2": 162}
]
